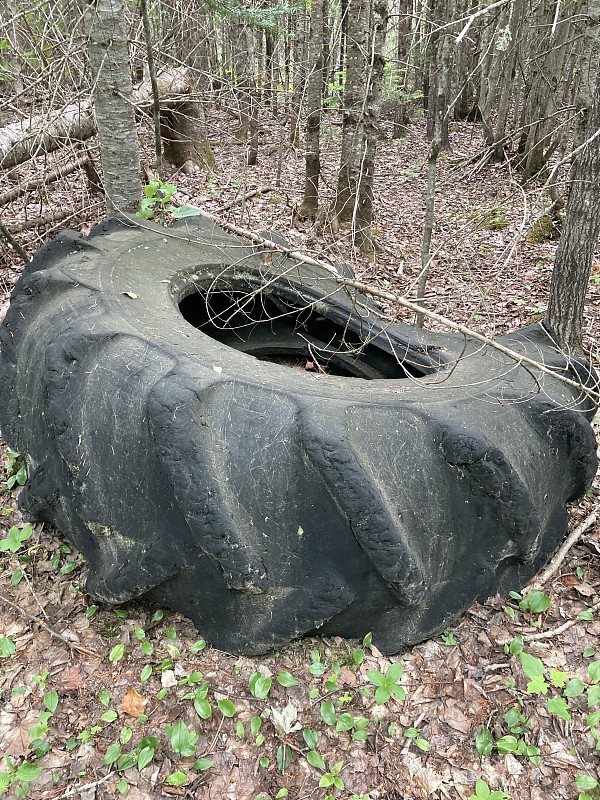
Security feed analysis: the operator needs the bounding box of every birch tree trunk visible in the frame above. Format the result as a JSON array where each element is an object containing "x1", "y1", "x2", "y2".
[
  {"x1": 0, "y1": 68, "x2": 192, "y2": 170},
  {"x1": 547, "y1": 66, "x2": 600, "y2": 354},
  {"x1": 80, "y1": 0, "x2": 141, "y2": 215},
  {"x1": 0, "y1": 103, "x2": 96, "y2": 170}
]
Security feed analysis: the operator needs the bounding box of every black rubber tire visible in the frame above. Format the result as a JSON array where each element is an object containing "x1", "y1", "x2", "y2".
[{"x1": 0, "y1": 215, "x2": 597, "y2": 654}]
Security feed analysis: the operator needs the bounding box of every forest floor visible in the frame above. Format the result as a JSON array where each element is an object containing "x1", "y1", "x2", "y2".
[{"x1": 0, "y1": 105, "x2": 599, "y2": 800}]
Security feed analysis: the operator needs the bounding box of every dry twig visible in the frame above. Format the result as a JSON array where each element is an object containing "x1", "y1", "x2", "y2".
[
  {"x1": 0, "y1": 591, "x2": 101, "y2": 658},
  {"x1": 0, "y1": 218, "x2": 29, "y2": 263},
  {"x1": 526, "y1": 511, "x2": 597, "y2": 591},
  {"x1": 520, "y1": 598, "x2": 600, "y2": 642}
]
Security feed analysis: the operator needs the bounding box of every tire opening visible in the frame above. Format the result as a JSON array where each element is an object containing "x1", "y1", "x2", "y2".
[{"x1": 178, "y1": 284, "x2": 427, "y2": 380}]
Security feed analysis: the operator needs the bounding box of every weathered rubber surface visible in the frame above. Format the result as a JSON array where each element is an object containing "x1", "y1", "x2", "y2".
[{"x1": 0, "y1": 215, "x2": 597, "y2": 654}]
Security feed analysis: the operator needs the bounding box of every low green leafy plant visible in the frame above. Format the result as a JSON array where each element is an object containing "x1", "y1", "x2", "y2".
[
  {"x1": 309, "y1": 649, "x2": 326, "y2": 677},
  {"x1": 476, "y1": 726, "x2": 538, "y2": 763},
  {"x1": 404, "y1": 726, "x2": 430, "y2": 751},
  {"x1": 249, "y1": 671, "x2": 272, "y2": 700},
  {"x1": 0, "y1": 635, "x2": 16, "y2": 658},
  {"x1": 0, "y1": 759, "x2": 42, "y2": 798},
  {"x1": 164, "y1": 720, "x2": 198, "y2": 757},
  {"x1": 469, "y1": 779, "x2": 510, "y2": 800},
  {"x1": 3, "y1": 449, "x2": 27, "y2": 490},
  {"x1": 0, "y1": 524, "x2": 33, "y2": 553},
  {"x1": 351, "y1": 632, "x2": 372, "y2": 667},
  {"x1": 318, "y1": 760, "x2": 345, "y2": 796},
  {"x1": 28, "y1": 689, "x2": 59, "y2": 758},
  {"x1": 137, "y1": 179, "x2": 201, "y2": 224},
  {"x1": 336, "y1": 713, "x2": 370, "y2": 741},
  {"x1": 277, "y1": 670, "x2": 299, "y2": 688},
  {"x1": 441, "y1": 629, "x2": 457, "y2": 646},
  {"x1": 0, "y1": 524, "x2": 34, "y2": 586},
  {"x1": 366, "y1": 662, "x2": 405, "y2": 704},
  {"x1": 575, "y1": 774, "x2": 599, "y2": 800}
]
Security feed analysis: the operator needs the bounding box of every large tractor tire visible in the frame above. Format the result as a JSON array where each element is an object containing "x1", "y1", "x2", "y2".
[{"x1": 0, "y1": 215, "x2": 597, "y2": 654}]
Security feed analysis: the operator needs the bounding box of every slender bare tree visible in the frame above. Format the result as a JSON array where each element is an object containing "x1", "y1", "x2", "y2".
[
  {"x1": 547, "y1": 66, "x2": 600, "y2": 353},
  {"x1": 79, "y1": 0, "x2": 141, "y2": 214},
  {"x1": 297, "y1": 0, "x2": 326, "y2": 219},
  {"x1": 334, "y1": 0, "x2": 388, "y2": 253}
]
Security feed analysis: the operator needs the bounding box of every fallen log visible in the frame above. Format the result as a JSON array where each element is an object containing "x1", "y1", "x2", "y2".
[
  {"x1": 0, "y1": 152, "x2": 90, "y2": 207},
  {"x1": 0, "y1": 103, "x2": 95, "y2": 171},
  {"x1": 5, "y1": 207, "x2": 80, "y2": 233},
  {"x1": 0, "y1": 68, "x2": 196, "y2": 171}
]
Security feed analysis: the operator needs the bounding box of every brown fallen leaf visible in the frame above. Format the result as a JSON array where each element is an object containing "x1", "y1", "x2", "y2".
[
  {"x1": 572, "y1": 581, "x2": 597, "y2": 597},
  {"x1": 339, "y1": 666, "x2": 357, "y2": 687},
  {"x1": 121, "y1": 687, "x2": 148, "y2": 716},
  {"x1": 56, "y1": 665, "x2": 86, "y2": 693}
]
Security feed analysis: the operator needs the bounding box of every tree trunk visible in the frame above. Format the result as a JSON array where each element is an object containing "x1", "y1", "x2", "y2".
[
  {"x1": 297, "y1": 0, "x2": 325, "y2": 219},
  {"x1": 245, "y1": 28, "x2": 259, "y2": 166},
  {"x1": 232, "y1": 18, "x2": 251, "y2": 141},
  {"x1": 168, "y1": 0, "x2": 214, "y2": 170},
  {"x1": 547, "y1": 67, "x2": 600, "y2": 354},
  {"x1": 417, "y1": 0, "x2": 454, "y2": 325},
  {"x1": 0, "y1": 68, "x2": 195, "y2": 171},
  {"x1": 490, "y1": 0, "x2": 523, "y2": 159},
  {"x1": 338, "y1": 0, "x2": 349, "y2": 79},
  {"x1": 392, "y1": 0, "x2": 411, "y2": 139},
  {"x1": 354, "y1": 0, "x2": 388, "y2": 255},
  {"x1": 518, "y1": 0, "x2": 573, "y2": 179},
  {"x1": 265, "y1": 28, "x2": 277, "y2": 112},
  {"x1": 426, "y1": 0, "x2": 452, "y2": 149},
  {"x1": 290, "y1": 3, "x2": 308, "y2": 144},
  {"x1": 334, "y1": 0, "x2": 371, "y2": 223},
  {"x1": 80, "y1": 0, "x2": 141, "y2": 215}
]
